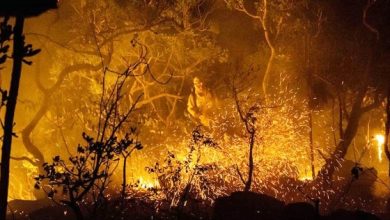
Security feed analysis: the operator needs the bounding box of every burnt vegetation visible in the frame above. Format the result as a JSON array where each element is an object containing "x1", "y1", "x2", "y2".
[{"x1": 0, "y1": 0, "x2": 390, "y2": 220}]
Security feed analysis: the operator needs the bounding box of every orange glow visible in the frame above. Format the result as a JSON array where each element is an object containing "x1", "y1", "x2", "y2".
[
  {"x1": 298, "y1": 175, "x2": 313, "y2": 182},
  {"x1": 3, "y1": 3, "x2": 388, "y2": 217},
  {"x1": 375, "y1": 134, "x2": 385, "y2": 162},
  {"x1": 137, "y1": 177, "x2": 159, "y2": 189}
]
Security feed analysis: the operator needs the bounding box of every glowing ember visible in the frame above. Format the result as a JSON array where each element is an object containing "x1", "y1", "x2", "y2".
[{"x1": 375, "y1": 134, "x2": 385, "y2": 162}]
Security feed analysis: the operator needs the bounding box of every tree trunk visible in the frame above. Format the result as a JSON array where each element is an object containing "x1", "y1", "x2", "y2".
[
  {"x1": 121, "y1": 156, "x2": 127, "y2": 198},
  {"x1": 384, "y1": 88, "x2": 390, "y2": 176},
  {"x1": 261, "y1": 0, "x2": 276, "y2": 97},
  {"x1": 309, "y1": 111, "x2": 316, "y2": 179},
  {"x1": 244, "y1": 131, "x2": 255, "y2": 192},
  {"x1": 0, "y1": 16, "x2": 25, "y2": 220},
  {"x1": 316, "y1": 88, "x2": 366, "y2": 185},
  {"x1": 22, "y1": 63, "x2": 102, "y2": 200},
  {"x1": 68, "y1": 202, "x2": 84, "y2": 220},
  {"x1": 21, "y1": 97, "x2": 48, "y2": 167},
  {"x1": 305, "y1": 28, "x2": 315, "y2": 179},
  {"x1": 21, "y1": 97, "x2": 48, "y2": 200}
]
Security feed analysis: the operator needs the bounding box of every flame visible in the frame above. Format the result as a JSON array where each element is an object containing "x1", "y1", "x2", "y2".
[
  {"x1": 137, "y1": 177, "x2": 159, "y2": 189},
  {"x1": 375, "y1": 134, "x2": 385, "y2": 162},
  {"x1": 298, "y1": 175, "x2": 313, "y2": 182}
]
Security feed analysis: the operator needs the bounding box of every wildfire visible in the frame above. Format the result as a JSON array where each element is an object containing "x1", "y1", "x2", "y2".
[
  {"x1": 137, "y1": 177, "x2": 159, "y2": 189},
  {"x1": 298, "y1": 175, "x2": 313, "y2": 182},
  {"x1": 375, "y1": 134, "x2": 385, "y2": 162}
]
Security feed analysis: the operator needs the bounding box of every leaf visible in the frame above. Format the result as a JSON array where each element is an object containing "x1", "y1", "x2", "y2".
[
  {"x1": 77, "y1": 146, "x2": 85, "y2": 153},
  {"x1": 34, "y1": 182, "x2": 40, "y2": 190},
  {"x1": 22, "y1": 59, "x2": 33, "y2": 65},
  {"x1": 48, "y1": 190, "x2": 54, "y2": 198},
  {"x1": 26, "y1": 48, "x2": 41, "y2": 57},
  {"x1": 0, "y1": 45, "x2": 9, "y2": 53},
  {"x1": 135, "y1": 142, "x2": 143, "y2": 150},
  {"x1": 0, "y1": 54, "x2": 6, "y2": 64}
]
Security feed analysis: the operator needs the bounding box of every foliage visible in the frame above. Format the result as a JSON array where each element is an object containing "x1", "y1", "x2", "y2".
[
  {"x1": 146, "y1": 128, "x2": 217, "y2": 209},
  {"x1": 33, "y1": 36, "x2": 148, "y2": 218},
  {"x1": 34, "y1": 131, "x2": 141, "y2": 203},
  {"x1": 0, "y1": 17, "x2": 11, "y2": 67},
  {"x1": 0, "y1": 17, "x2": 11, "y2": 113}
]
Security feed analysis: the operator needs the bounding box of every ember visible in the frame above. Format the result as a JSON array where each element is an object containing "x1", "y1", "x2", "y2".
[{"x1": 0, "y1": 0, "x2": 389, "y2": 220}]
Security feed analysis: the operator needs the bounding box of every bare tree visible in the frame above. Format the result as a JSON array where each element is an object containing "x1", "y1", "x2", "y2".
[
  {"x1": 315, "y1": 0, "x2": 382, "y2": 186},
  {"x1": 233, "y1": 90, "x2": 258, "y2": 192},
  {"x1": 224, "y1": 0, "x2": 288, "y2": 96},
  {"x1": 12, "y1": 0, "x2": 217, "y2": 201},
  {"x1": 228, "y1": 67, "x2": 262, "y2": 192},
  {"x1": 121, "y1": 132, "x2": 143, "y2": 198},
  {"x1": 34, "y1": 41, "x2": 148, "y2": 220}
]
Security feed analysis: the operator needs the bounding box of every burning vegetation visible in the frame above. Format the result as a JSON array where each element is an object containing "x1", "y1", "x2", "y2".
[{"x1": 0, "y1": 0, "x2": 390, "y2": 219}]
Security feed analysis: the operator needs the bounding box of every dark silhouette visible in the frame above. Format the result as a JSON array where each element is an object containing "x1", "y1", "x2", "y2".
[
  {"x1": 0, "y1": 0, "x2": 57, "y2": 17},
  {"x1": 213, "y1": 192, "x2": 285, "y2": 220},
  {"x1": 283, "y1": 202, "x2": 319, "y2": 220},
  {"x1": 213, "y1": 191, "x2": 381, "y2": 220},
  {"x1": 34, "y1": 43, "x2": 147, "y2": 219},
  {"x1": 0, "y1": 16, "x2": 26, "y2": 220},
  {"x1": 121, "y1": 133, "x2": 143, "y2": 199},
  {"x1": 229, "y1": 67, "x2": 261, "y2": 192},
  {"x1": 35, "y1": 132, "x2": 142, "y2": 220},
  {"x1": 323, "y1": 209, "x2": 380, "y2": 220},
  {"x1": 0, "y1": 2, "x2": 57, "y2": 219}
]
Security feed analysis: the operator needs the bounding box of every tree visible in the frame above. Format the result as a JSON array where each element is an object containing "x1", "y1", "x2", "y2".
[
  {"x1": 10, "y1": 0, "x2": 221, "y2": 201},
  {"x1": 227, "y1": 66, "x2": 262, "y2": 192},
  {"x1": 233, "y1": 94, "x2": 258, "y2": 192},
  {"x1": 310, "y1": 0, "x2": 386, "y2": 186},
  {"x1": 34, "y1": 41, "x2": 146, "y2": 220},
  {"x1": 281, "y1": 4, "x2": 390, "y2": 210},
  {"x1": 224, "y1": 0, "x2": 294, "y2": 96},
  {"x1": 0, "y1": 1, "x2": 56, "y2": 217}
]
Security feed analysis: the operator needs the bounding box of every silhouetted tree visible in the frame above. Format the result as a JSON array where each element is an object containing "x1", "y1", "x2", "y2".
[
  {"x1": 34, "y1": 40, "x2": 148, "y2": 220},
  {"x1": 121, "y1": 131, "x2": 143, "y2": 198},
  {"x1": 313, "y1": 0, "x2": 384, "y2": 186},
  {"x1": 35, "y1": 131, "x2": 142, "y2": 220},
  {"x1": 15, "y1": 1, "x2": 220, "y2": 196},
  {"x1": 0, "y1": 1, "x2": 56, "y2": 218},
  {"x1": 228, "y1": 67, "x2": 262, "y2": 192},
  {"x1": 232, "y1": 89, "x2": 258, "y2": 192}
]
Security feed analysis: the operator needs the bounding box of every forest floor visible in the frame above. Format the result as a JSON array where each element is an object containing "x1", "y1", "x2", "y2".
[{"x1": 6, "y1": 191, "x2": 389, "y2": 220}]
